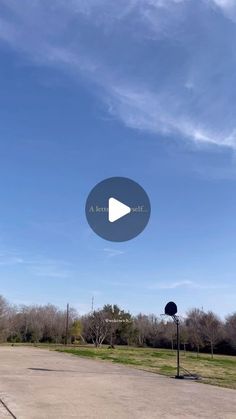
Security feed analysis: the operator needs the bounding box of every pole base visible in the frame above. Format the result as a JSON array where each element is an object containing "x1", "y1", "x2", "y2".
[{"x1": 175, "y1": 375, "x2": 185, "y2": 379}]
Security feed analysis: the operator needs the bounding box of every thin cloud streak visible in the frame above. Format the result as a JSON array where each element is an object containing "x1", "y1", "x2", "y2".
[
  {"x1": 103, "y1": 248, "x2": 125, "y2": 258},
  {"x1": 148, "y1": 280, "x2": 228, "y2": 290},
  {"x1": 0, "y1": 248, "x2": 73, "y2": 279}
]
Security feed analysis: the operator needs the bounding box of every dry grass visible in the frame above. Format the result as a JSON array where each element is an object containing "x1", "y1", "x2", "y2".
[{"x1": 56, "y1": 346, "x2": 236, "y2": 389}]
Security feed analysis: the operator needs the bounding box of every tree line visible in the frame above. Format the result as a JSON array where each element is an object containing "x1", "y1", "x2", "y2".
[{"x1": 0, "y1": 296, "x2": 235, "y2": 357}]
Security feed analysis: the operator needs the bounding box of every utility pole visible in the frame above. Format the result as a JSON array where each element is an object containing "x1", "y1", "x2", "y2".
[
  {"x1": 91, "y1": 296, "x2": 94, "y2": 312},
  {"x1": 65, "y1": 303, "x2": 69, "y2": 346}
]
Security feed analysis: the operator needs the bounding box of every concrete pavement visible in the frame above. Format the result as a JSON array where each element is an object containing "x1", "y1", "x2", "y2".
[{"x1": 0, "y1": 346, "x2": 235, "y2": 419}]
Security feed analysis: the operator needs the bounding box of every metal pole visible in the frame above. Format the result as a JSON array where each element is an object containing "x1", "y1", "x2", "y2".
[
  {"x1": 65, "y1": 303, "x2": 69, "y2": 346},
  {"x1": 176, "y1": 318, "x2": 180, "y2": 378}
]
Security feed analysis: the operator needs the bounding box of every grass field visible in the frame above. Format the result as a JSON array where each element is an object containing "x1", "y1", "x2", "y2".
[{"x1": 56, "y1": 346, "x2": 236, "y2": 390}]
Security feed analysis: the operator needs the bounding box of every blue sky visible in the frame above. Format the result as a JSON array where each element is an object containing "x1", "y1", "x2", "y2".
[{"x1": 0, "y1": 0, "x2": 236, "y2": 317}]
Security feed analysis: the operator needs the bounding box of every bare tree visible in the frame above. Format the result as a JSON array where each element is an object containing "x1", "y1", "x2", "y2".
[
  {"x1": 7, "y1": 303, "x2": 79, "y2": 344},
  {"x1": 186, "y1": 309, "x2": 204, "y2": 356},
  {"x1": 134, "y1": 314, "x2": 150, "y2": 346},
  {"x1": 0, "y1": 296, "x2": 10, "y2": 342},
  {"x1": 144, "y1": 315, "x2": 160, "y2": 347},
  {"x1": 180, "y1": 323, "x2": 189, "y2": 355},
  {"x1": 200, "y1": 311, "x2": 222, "y2": 359},
  {"x1": 164, "y1": 321, "x2": 176, "y2": 350},
  {"x1": 88, "y1": 310, "x2": 109, "y2": 347},
  {"x1": 225, "y1": 313, "x2": 236, "y2": 350}
]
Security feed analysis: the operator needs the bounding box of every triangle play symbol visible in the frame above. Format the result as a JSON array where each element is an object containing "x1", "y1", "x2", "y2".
[{"x1": 108, "y1": 197, "x2": 131, "y2": 223}]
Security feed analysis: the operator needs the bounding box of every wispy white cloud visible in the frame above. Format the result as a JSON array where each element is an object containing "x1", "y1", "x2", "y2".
[
  {"x1": 213, "y1": 0, "x2": 235, "y2": 6},
  {"x1": 210, "y1": 0, "x2": 236, "y2": 21},
  {"x1": 0, "y1": 247, "x2": 72, "y2": 279},
  {"x1": 0, "y1": 253, "x2": 25, "y2": 266},
  {"x1": 148, "y1": 280, "x2": 193, "y2": 290},
  {"x1": 25, "y1": 257, "x2": 73, "y2": 279},
  {"x1": 107, "y1": 86, "x2": 236, "y2": 149},
  {"x1": 103, "y1": 247, "x2": 125, "y2": 258},
  {"x1": 148, "y1": 280, "x2": 228, "y2": 290},
  {"x1": 0, "y1": 0, "x2": 236, "y2": 149},
  {"x1": 28, "y1": 263, "x2": 72, "y2": 279}
]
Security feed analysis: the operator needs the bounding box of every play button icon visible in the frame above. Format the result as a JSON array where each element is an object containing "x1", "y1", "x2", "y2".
[
  {"x1": 85, "y1": 177, "x2": 151, "y2": 242},
  {"x1": 108, "y1": 198, "x2": 131, "y2": 223}
]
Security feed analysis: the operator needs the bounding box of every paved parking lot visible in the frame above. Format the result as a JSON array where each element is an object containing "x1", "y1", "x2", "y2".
[{"x1": 0, "y1": 346, "x2": 235, "y2": 419}]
